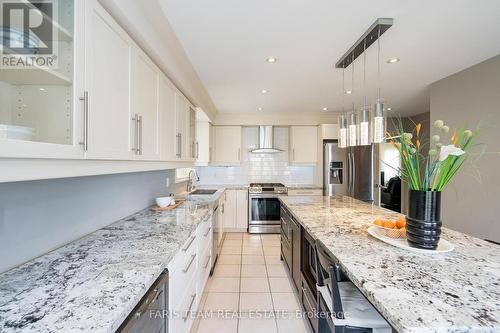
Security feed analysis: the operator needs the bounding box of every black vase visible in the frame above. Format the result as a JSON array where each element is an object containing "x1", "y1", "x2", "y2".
[{"x1": 406, "y1": 190, "x2": 442, "y2": 250}]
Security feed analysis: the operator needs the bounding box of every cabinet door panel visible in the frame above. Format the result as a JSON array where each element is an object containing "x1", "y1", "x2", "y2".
[
  {"x1": 223, "y1": 190, "x2": 237, "y2": 229},
  {"x1": 85, "y1": 0, "x2": 133, "y2": 160},
  {"x1": 174, "y1": 93, "x2": 187, "y2": 160},
  {"x1": 236, "y1": 190, "x2": 248, "y2": 230},
  {"x1": 132, "y1": 50, "x2": 159, "y2": 160},
  {"x1": 159, "y1": 75, "x2": 176, "y2": 161},
  {"x1": 290, "y1": 126, "x2": 318, "y2": 165},
  {"x1": 214, "y1": 126, "x2": 242, "y2": 165}
]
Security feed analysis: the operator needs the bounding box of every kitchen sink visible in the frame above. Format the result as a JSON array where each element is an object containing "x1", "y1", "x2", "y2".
[{"x1": 190, "y1": 189, "x2": 218, "y2": 195}]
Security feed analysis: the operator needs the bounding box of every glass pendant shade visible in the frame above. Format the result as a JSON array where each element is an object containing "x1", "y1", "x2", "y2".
[
  {"x1": 338, "y1": 114, "x2": 347, "y2": 148},
  {"x1": 373, "y1": 98, "x2": 385, "y2": 143},
  {"x1": 348, "y1": 112, "x2": 357, "y2": 147},
  {"x1": 358, "y1": 106, "x2": 371, "y2": 146}
]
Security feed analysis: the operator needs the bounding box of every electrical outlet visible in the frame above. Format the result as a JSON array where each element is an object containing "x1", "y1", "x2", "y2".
[{"x1": 165, "y1": 177, "x2": 170, "y2": 188}]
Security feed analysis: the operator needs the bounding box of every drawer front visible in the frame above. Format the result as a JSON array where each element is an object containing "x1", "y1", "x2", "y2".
[
  {"x1": 197, "y1": 216, "x2": 212, "y2": 256},
  {"x1": 288, "y1": 189, "x2": 323, "y2": 196},
  {"x1": 197, "y1": 242, "x2": 212, "y2": 301},
  {"x1": 169, "y1": 232, "x2": 198, "y2": 273},
  {"x1": 170, "y1": 275, "x2": 197, "y2": 333},
  {"x1": 169, "y1": 236, "x2": 198, "y2": 303}
]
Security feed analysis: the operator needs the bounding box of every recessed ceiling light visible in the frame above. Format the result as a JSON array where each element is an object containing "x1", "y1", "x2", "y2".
[
  {"x1": 387, "y1": 57, "x2": 400, "y2": 64},
  {"x1": 387, "y1": 107, "x2": 392, "y2": 111},
  {"x1": 258, "y1": 107, "x2": 263, "y2": 111},
  {"x1": 261, "y1": 89, "x2": 268, "y2": 94},
  {"x1": 322, "y1": 107, "x2": 328, "y2": 111},
  {"x1": 266, "y1": 57, "x2": 278, "y2": 63},
  {"x1": 345, "y1": 90, "x2": 352, "y2": 94},
  {"x1": 39, "y1": 87, "x2": 45, "y2": 91}
]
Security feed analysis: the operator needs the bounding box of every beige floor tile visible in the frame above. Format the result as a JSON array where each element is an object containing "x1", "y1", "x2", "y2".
[
  {"x1": 265, "y1": 255, "x2": 283, "y2": 264},
  {"x1": 225, "y1": 233, "x2": 243, "y2": 240},
  {"x1": 196, "y1": 318, "x2": 238, "y2": 333},
  {"x1": 269, "y1": 277, "x2": 294, "y2": 292},
  {"x1": 209, "y1": 277, "x2": 240, "y2": 292},
  {"x1": 242, "y1": 233, "x2": 261, "y2": 240},
  {"x1": 221, "y1": 246, "x2": 242, "y2": 255},
  {"x1": 241, "y1": 264, "x2": 267, "y2": 277},
  {"x1": 266, "y1": 264, "x2": 288, "y2": 277},
  {"x1": 239, "y1": 317, "x2": 278, "y2": 333},
  {"x1": 203, "y1": 292, "x2": 239, "y2": 311},
  {"x1": 242, "y1": 246, "x2": 263, "y2": 255},
  {"x1": 260, "y1": 234, "x2": 280, "y2": 240},
  {"x1": 242, "y1": 255, "x2": 265, "y2": 265},
  {"x1": 262, "y1": 238, "x2": 281, "y2": 245},
  {"x1": 276, "y1": 317, "x2": 310, "y2": 333},
  {"x1": 243, "y1": 237, "x2": 262, "y2": 245},
  {"x1": 240, "y1": 277, "x2": 270, "y2": 292},
  {"x1": 263, "y1": 246, "x2": 281, "y2": 256},
  {"x1": 213, "y1": 264, "x2": 241, "y2": 277},
  {"x1": 239, "y1": 292, "x2": 274, "y2": 312},
  {"x1": 223, "y1": 239, "x2": 242, "y2": 247},
  {"x1": 218, "y1": 255, "x2": 242, "y2": 265},
  {"x1": 272, "y1": 292, "x2": 301, "y2": 311}
]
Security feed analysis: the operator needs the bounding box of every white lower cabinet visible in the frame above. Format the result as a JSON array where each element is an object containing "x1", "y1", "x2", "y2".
[{"x1": 168, "y1": 212, "x2": 213, "y2": 333}]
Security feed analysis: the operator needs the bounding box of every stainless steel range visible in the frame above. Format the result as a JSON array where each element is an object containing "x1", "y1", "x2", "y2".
[{"x1": 248, "y1": 183, "x2": 287, "y2": 234}]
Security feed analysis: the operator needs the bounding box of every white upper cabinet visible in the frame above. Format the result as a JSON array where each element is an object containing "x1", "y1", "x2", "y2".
[
  {"x1": 213, "y1": 126, "x2": 242, "y2": 165},
  {"x1": 289, "y1": 126, "x2": 318, "y2": 165},
  {"x1": 0, "y1": 0, "x2": 85, "y2": 159},
  {"x1": 84, "y1": 0, "x2": 133, "y2": 160},
  {"x1": 195, "y1": 120, "x2": 212, "y2": 165},
  {"x1": 320, "y1": 124, "x2": 339, "y2": 140},
  {"x1": 131, "y1": 48, "x2": 160, "y2": 161},
  {"x1": 159, "y1": 74, "x2": 176, "y2": 161}
]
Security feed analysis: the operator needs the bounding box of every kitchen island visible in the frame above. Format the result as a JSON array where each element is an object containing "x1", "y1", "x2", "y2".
[{"x1": 280, "y1": 195, "x2": 500, "y2": 333}]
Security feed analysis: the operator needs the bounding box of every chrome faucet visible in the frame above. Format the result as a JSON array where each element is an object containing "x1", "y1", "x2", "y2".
[{"x1": 187, "y1": 169, "x2": 200, "y2": 192}]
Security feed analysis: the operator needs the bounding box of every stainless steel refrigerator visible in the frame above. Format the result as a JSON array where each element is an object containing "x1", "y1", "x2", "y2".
[{"x1": 323, "y1": 141, "x2": 379, "y2": 203}]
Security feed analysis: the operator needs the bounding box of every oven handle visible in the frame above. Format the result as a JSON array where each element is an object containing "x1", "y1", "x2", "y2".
[{"x1": 249, "y1": 194, "x2": 287, "y2": 199}]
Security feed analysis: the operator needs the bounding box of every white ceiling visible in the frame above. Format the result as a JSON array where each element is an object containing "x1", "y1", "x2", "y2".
[{"x1": 160, "y1": 0, "x2": 500, "y2": 116}]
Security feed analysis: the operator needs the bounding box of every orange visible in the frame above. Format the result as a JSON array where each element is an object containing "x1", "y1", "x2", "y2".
[
  {"x1": 396, "y1": 217, "x2": 406, "y2": 229},
  {"x1": 374, "y1": 219, "x2": 384, "y2": 226},
  {"x1": 400, "y1": 227, "x2": 406, "y2": 233},
  {"x1": 383, "y1": 220, "x2": 397, "y2": 229}
]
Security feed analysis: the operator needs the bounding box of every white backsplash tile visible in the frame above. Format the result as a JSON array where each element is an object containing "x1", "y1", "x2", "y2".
[{"x1": 196, "y1": 127, "x2": 316, "y2": 185}]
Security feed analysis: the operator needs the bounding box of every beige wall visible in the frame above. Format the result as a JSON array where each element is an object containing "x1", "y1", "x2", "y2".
[{"x1": 430, "y1": 54, "x2": 500, "y2": 242}]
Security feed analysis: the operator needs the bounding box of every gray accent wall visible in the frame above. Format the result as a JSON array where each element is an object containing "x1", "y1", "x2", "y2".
[
  {"x1": 430, "y1": 54, "x2": 500, "y2": 243},
  {"x1": 0, "y1": 170, "x2": 175, "y2": 273}
]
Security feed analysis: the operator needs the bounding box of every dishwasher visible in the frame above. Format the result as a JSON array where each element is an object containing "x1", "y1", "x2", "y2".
[{"x1": 117, "y1": 269, "x2": 169, "y2": 333}]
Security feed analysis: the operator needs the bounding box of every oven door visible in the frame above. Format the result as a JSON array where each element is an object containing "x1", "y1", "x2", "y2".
[{"x1": 249, "y1": 195, "x2": 281, "y2": 225}]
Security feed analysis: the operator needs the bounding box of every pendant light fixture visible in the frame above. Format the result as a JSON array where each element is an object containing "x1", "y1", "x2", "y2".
[
  {"x1": 338, "y1": 66, "x2": 348, "y2": 148},
  {"x1": 358, "y1": 40, "x2": 371, "y2": 146},
  {"x1": 372, "y1": 25, "x2": 385, "y2": 143},
  {"x1": 348, "y1": 57, "x2": 357, "y2": 147}
]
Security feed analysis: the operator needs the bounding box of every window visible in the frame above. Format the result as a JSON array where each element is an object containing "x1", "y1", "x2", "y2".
[{"x1": 175, "y1": 168, "x2": 192, "y2": 183}]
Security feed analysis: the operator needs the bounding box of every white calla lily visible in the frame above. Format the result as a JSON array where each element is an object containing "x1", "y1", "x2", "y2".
[{"x1": 439, "y1": 145, "x2": 465, "y2": 162}]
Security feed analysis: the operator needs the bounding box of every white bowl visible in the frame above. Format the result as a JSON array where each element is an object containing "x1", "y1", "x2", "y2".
[{"x1": 155, "y1": 197, "x2": 172, "y2": 208}]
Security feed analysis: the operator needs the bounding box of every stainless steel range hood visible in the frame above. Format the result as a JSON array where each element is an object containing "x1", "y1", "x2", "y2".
[{"x1": 250, "y1": 126, "x2": 284, "y2": 153}]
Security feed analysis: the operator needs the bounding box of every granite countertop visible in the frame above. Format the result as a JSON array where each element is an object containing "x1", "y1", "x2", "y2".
[
  {"x1": 0, "y1": 193, "x2": 222, "y2": 333},
  {"x1": 285, "y1": 184, "x2": 323, "y2": 190},
  {"x1": 196, "y1": 184, "x2": 249, "y2": 190},
  {"x1": 280, "y1": 195, "x2": 500, "y2": 333}
]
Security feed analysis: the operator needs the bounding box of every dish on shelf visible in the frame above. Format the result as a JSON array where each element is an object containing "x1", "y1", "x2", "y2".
[{"x1": 367, "y1": 226, "x2": 454, "y2": 254}]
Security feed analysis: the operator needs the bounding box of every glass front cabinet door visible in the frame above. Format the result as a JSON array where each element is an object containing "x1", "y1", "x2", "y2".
[{"x1": 0, "y1": 0, "x2": 85, "y2": 158}]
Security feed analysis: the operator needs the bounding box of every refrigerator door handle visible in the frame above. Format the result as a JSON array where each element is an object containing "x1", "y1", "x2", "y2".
[
  {"x1": 352, "y1": 151, "x2": 356, "y2": 197},
  {"x1": 347, "y1": 151, "x2": 352, "y2": 196}
]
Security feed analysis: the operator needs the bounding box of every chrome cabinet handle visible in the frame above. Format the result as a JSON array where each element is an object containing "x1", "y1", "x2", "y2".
[
  {"x1": 302, "y1": 287, "x2": 315, "y2": 311},
  {"x1": 183, "y1": 293, "x2": 197, "y2": 321},
  {"x1": 182, "y1": 236, "x2": 196, "y2": 252},
  {"x1": 176, "y1": 133, "x2": 181, "y2": 158},
  {"x1": 138, "y1": 115, "x2": 143, "y2": 155},
  {"x1": 237, "y1": 148, "x2": 241, "y2": 161},
  {"x1": 209, "y1": 147, "x2": 212, "y2": 161},
  {"x1": 79, "y1": 91, "x2": 88, "y2": 151},
  {"x1": 204, "y1": 226, "x2": 212, "y2": 237},
  {"x1": 293, "y1": 148, "x2": 296, "y2": 161},
  {"x1": 180, "y1": 133, "x2": 182, "y2": 157},
  {"x1": 203, "y1": 255, "x2": 211, "y2": 269},
  {"x1": 182, "y1": 254, "x2": 196, "y2": 273},
  {"x1": 132, "y1": 114, "x2": 139, "y2": 154},
  {"x1": 196, "y1": 141, "x2": 199, "y2": 159}
]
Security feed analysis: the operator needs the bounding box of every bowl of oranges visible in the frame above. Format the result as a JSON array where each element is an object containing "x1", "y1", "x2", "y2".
[{"x1": 373, "y1": 216, "x2": 407, "y2": 239}]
